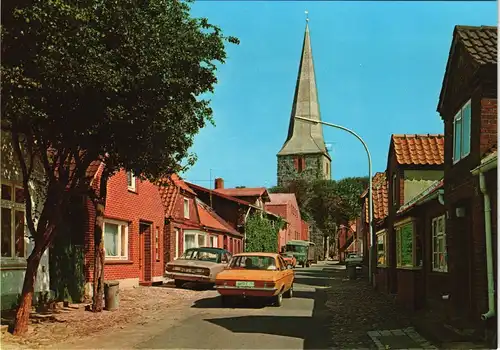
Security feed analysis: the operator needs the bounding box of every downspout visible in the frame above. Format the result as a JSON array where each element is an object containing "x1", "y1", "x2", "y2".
[
  {"x1": 471, "y1": 155, "x2": 497, "y2": 321},
  {"x1": 479, "y1": 172, "x2": 495, "y2": 321}
]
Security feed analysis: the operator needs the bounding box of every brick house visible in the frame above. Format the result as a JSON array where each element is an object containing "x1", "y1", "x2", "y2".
[
  {"x1": 384, "y1": 134, "x2": 444, "y2": 298},
  {"x1": 301, "y1": 219, "x2": 310, "y2": 241},
  {"x1": 436, "y1": 25, "x2": 497, "y2": 331},
  {"x1": 359, "y1": 171, "x2": 389, "y2": 290},
  {"x1": 186, "y1": 181, "x2": 282, "y2": 252},
  {"x1": 213, "y1": 178, "x2": 270, "y2": 210},
  {"x1": 337, "y1": 221, "x2": 357, "y2": 262},
  {"x1": 159, "y1": 174, "x2": 242, "y2": 262},
  {"x1": 392, "y1": 179, "x2": 446, "y2": 311},
  {"x1": 265, "y1": 193, "x2": 302, "y2": 250},
  {"x1": 84, "y1": 169, "x2": 166, "y2": 290}
]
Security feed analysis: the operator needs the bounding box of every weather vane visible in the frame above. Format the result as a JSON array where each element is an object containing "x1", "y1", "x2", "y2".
[{"x1": 305, "y1": 10, "x2": 309, "y2": 22}]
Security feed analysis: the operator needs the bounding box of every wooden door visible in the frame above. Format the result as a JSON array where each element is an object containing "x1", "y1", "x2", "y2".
[{"x1": 139, "y1": 222, "x2": 152, "y2": 282}]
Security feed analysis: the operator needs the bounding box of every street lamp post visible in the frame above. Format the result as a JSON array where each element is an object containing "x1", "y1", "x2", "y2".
[{"x1": 295, "y1": 116, "x2": 374, "y2": 284}]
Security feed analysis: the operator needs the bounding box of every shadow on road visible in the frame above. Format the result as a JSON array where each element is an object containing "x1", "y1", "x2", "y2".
[
  {"x1": 204, "y1": 288, "x2": 334, "y2": 349},
  {"x1": 191, "y1": 296, "x2": 268, "y2": 309}
]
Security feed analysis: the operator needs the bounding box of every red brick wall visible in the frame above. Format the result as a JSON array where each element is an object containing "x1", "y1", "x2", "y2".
[
  {"x1": 301, "y1": 220, "x2": 309, "y2": 241},
  {"x1": 85, "y1": 170, "x2": 166, "y2": 284},
  {"x1": 479, "y1": 98, "x2": 497, "y2": 156}
]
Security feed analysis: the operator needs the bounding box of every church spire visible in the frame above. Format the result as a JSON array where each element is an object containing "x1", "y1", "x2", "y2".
[{"x1": 277, "y1": 14, "x2": 330, "y2": 160}]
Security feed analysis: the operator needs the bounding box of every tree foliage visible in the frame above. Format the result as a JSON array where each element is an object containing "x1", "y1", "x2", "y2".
[
  {"x1": 244, "y1": 214, "x2": 283, "y2": 253},
  {"x1": 269, "y1": 176, "x2": 369, "y2": 237},
  {"x1": 1, "y1": 0, "x2": 238, "y2": 334}
]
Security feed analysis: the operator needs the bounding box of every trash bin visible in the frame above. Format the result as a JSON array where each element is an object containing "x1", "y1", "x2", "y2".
[
  {"x1": 104, "y1": 280, "x2": 120, "y2": 311},
  {"x1": 347, "y1": 264, "x2": 357, "y2": 280}
]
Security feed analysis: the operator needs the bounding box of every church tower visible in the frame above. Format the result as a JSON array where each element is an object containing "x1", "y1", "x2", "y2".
[{"x1": 277, "y1": 18, "x2": 331, "y2": 186}]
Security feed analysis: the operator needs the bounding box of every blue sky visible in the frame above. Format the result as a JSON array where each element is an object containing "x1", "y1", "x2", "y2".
[{"x1": 182, "y1": 1, "x2": 497, "y2": 189}]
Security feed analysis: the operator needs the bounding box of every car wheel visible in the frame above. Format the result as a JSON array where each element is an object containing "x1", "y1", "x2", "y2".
[
  {"x1": 174, "y1": 279, "x2": 185, "y2": 288},
  {"x1": 284, "y1": 285, "x2": 293, "y2": 298},
  {"x1": 220, "y1": 295, "x2": 232, "y2": 307},
  {"x1": 273, "y1": 292, "x2": 283, "y2": 307}
]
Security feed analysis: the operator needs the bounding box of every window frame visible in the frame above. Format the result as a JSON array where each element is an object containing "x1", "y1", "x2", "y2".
[
  {"x1": 431, "y1": 215, "x2": 447, "y2": 272},
  {"x1": 395, "y1": 219, "x2": 419, "y2": 269},
  {"x1": 127, "y1": 171, "x2": 137, "y2": 192},
  {"x1": 155, "y1": 226, "x2": 160, "y2": 262},
  {"x1": 452, "y1": 99, "x2": 472, "y2": 164},
  {"x1": 103, "y1": 219, "x2": 129, "y2": 260},
  {"x1": 183, "y1": 198, "x2": 190, "y2": 219},
  {"x1": 1, "y1": 181, "x2": 27, "y2": 259},
  {"x1": 174, "y1": 228, "x2": 180, "y2": 259},
  {"x1": 376, "y1": 229, "x2": 387, "y2": 267},
  {"x1": 183, "y1": 230, "x2": 207, "y2": 251}
]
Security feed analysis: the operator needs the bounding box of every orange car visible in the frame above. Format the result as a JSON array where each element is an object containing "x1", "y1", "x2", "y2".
[{"x1": 215, "y1": 252, "x2": 294, "y2": 307}]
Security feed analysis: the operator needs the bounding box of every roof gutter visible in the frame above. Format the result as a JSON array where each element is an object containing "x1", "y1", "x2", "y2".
[{"x1": 470, "y1": 153, "x2": 497, "y2": 321}]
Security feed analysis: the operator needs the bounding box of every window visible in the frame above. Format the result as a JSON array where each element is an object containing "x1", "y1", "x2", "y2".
[
  {"x1": 210, "y1": 236, "x2": 218, "y2": 248},
  {"x1": 453, "y1": 100, "x2": 471, "y2": 163},
  {"x1": 183, "y1": 198, "x2": 189, "y2": 219},
  {"x1": 376, "y1": 230, "x2": 387, "y2": 266},
  {"x1": 155, "y1": 227, "x2": 160, "y2": 261},
  {"x1": 183, "y1": 231, "x2": 206, "y2": 252},
  {"x1": 1, "y1": 183, "x2": 26, "y2": 258},
  {"x1": 392, "y1": 174, "x2": 397, "y2": 205},
  {"x1": 294, "y1": 156, "x2": 306, "y2": 173},
  {"x1": 127, "y1": 171, "x2": 136, "y2": 191},
  {"x1": 174, "y1": 228, "x2": 180, "y2": 259},
  {"x1": 432, "y1": 215, "x2": 447, "y2": 272},
  {"x1": 395, "y1": 221, "x2": 417, "y2": 268},
  {"x1": 103, "y1": 220, "x2": 128, "y2": 259},
  {"x1": 198, "y1": 234, "x2": 206, "y2": 247}
]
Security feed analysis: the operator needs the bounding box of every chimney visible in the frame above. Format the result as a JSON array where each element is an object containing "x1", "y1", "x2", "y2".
[{"x1": 214, "y1": 178, "x2": 224, "y2": 189}]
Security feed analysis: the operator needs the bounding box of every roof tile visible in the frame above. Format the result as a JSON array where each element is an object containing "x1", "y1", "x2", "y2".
[
  {"x1": 363, "y1": 172, "x2": 389, "y2": 223},
  {"x1": 392, "y1": 134, "x2": 444, "y2": 165},
  {"x1": 455, "y1": 26, "x2": 497, "y2": 65}
]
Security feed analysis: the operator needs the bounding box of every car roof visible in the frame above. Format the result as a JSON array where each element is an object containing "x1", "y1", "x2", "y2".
[
  {"x1": 185, "y1": 247, "x2": 230, "y2": 254},
  {"x1": 232, "y1": 252, "x2": 279, "y2": 258}
]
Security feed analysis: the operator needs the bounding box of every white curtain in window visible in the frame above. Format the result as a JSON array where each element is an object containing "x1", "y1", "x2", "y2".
[
  {"x1": 104, "y1": 223, "x2": 119, "y2": 256},
  {"x1": 185, "y1": 234, "x2": 196, "y2": 250}
]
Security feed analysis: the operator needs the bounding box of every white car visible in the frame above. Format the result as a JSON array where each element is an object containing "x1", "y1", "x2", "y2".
[{"x1": 345, "y1": 253, "x2": 363, "y2": 265}]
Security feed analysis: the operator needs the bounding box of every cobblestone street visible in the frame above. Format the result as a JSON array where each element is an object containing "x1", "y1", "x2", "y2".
[{"x1": 1, "y1": 261, "x2": 479, "y2": 349}]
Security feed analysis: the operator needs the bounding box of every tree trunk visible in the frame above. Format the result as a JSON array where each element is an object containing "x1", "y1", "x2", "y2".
[
  {"x1": 92, "y1": 202, "x2": 105, "y2": 312},
  {"x1": 12, "y1": 248, "x2": 43, "y2": 335}
]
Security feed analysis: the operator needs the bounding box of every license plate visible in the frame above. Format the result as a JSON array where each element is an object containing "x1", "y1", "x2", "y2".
[{"x1": 236, "y1": 281, "x2": 254, "y2": 288}]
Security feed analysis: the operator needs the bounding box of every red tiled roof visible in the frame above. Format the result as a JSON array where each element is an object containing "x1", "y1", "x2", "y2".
[
  {"x1": 360, "y1": 172, "x2": 385, "y2": 198},
  {"x1": 215, "y1": 187, "x2": 270, "y2": 200},
  {"x1": 197, "y1": 199, "x2": 240, "y2": 236},
  {"x1": 186, "y1": 182, "x2": 251, "y2": 206},
  {"x1": 268, "y1": 193, "x2": 297, "y2": 205},
  {"x1": 158, "y1": 174, "x2": 196, "y2": 217},
  {"x1": 392, "y1": 134, "x2": 444, "y2": 165},
  {"x1": 364, "y1": 172, "x2": 389, "y2": 223}
]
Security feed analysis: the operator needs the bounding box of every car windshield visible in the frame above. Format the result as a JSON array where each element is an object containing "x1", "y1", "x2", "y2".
[
  {"x1": 180, "y1": 249, "x2": 219, "y2": 263},
  {"x1": 286, "y1": 245, "x2": 307, "y2": 253},
  {"x1": 230, "y1": 255, "x2": 278, "y2": 271}
]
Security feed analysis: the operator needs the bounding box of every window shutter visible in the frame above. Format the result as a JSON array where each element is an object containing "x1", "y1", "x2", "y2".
[
  {"x1": 293, "y1": 157, "x2": 299, "y2": 171},
  {"x1": 453, "y1": 114, "x2": 462, "y2": 162}
]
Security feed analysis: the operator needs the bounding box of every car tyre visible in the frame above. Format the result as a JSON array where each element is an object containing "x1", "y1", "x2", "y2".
[
  {"x1": 284, "y1": 285, "x2": 293, "y2": 298},
  {"x1": 174, "y1": 279, "x2": 185, "y2": 288},
  {"x1": 273, "y1": 292, "x2": 283, "y2": 307},
  {"x1": 220, "y1": 295, "x2": 232, "y2": 307}
]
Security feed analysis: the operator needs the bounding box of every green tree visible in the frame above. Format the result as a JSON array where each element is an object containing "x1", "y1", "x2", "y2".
[
  {"x1": 244, "y1": 214, "x2": 282, "y2": 253},
  {"x1": 1, "y1": 0, "x2": 238, "y2": 334}
]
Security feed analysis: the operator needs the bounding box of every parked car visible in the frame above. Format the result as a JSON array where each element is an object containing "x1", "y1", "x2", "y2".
[
  {"x1": 215, "y1": 252, "x2": 294, "y2": 307},
  {"x1": 280, "y1": 252, "x2": 297, "y2": 268},
  {"x1": 165, "y1": 247, "x2": 232, "y2": 288},
  {"x1": 345, "y1": 253, "x2": 363, "y2": 265}
]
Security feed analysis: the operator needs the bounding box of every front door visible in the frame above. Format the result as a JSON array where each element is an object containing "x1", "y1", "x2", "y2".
[{"x1": 139, "y1": 222, "x2": 152, "y2": 283}]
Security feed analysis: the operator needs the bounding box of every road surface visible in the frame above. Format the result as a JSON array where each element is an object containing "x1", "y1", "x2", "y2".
[{"x1": 137, "y1": 262, "x2": 336, "y2": 349}]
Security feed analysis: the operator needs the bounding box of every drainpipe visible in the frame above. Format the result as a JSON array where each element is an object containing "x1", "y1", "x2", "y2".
[
  {"x1": 479, "y1": 172, "x2": 495, "y2": 321},
  {"x1": 471, "y1": 156, "x2": 497, "y2": 321}
]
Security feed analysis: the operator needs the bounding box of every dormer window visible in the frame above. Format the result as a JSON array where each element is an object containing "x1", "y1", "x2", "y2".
[
  {"x1": 452, "y1": 99, "x2": 471, "y2": 164},
  {"x1": 183, "y1": 198, "x2": 189, "y2": 219},
  {"x1": 127, "y1": 171, "x2": 136, "y2": 192}
]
